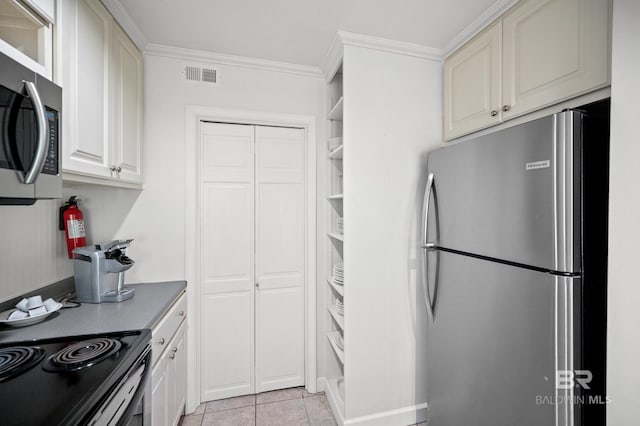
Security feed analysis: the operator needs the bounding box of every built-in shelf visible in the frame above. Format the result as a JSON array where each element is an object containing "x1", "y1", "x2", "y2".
[
  {"x1": 328, "y1": 97, "x2": 344, "y2": 121},
  {"x1": 328, "y1": 305, "x2": 344, "y2": 330},
  {"x1": 328, "y1": 232, "x2": 344, "y2": 242},
  {"x1": 325, "y1": 58, "x2": 345, "y2": 424},
  {"x1": 327, "y1": 331, "x2": 345, "y2": 364},
  {"x1": 325, "y1": 376, "x2": 345, "y2": 419},
  {"x1": 327, "y1": 278, "x2": 344, "y2": 297},
  {"x1": 328, "y1": 144, "x2": 343, "y2": 159}
]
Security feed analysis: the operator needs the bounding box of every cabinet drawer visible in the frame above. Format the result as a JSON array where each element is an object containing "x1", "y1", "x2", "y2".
[{"x1": 151, "y1": 293, "x2": 187, "y2": 366}]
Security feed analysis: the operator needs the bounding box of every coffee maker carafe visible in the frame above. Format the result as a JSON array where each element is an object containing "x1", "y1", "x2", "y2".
[{"x1": 73, "y1": 239, "x2": 135, "y2": 303}]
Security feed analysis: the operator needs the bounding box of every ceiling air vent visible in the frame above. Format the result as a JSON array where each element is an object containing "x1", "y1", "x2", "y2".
[{"x1": 183, "y1": 64, "x2": 219, "y2": 86}]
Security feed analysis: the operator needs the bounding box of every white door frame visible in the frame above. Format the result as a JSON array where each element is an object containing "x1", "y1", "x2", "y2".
[{"x1": 184, "y1": 106, "x2": 317, "y2": 413}]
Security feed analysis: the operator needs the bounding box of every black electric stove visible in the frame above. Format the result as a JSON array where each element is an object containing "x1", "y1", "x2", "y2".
[{"x1": 0, "y1": 329, "x2": 151, "y2": 426}]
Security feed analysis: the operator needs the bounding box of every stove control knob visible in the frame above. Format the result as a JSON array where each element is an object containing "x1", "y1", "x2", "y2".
[{"x1": 156, "y1": 338, "x2": 165, "y2": 345}]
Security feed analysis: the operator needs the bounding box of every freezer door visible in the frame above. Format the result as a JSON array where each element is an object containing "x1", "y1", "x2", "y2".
[
  {"x1": 425, "y1": 111, "x2": 581, "y2": 273},
  {"x1": 426, "y1": 251, "x2": 578, "y2": 426}
]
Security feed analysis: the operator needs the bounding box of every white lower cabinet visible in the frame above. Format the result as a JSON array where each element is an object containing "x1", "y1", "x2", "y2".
[{"x1": 149, "y1": 294, "x2": 187, "y2": 425}]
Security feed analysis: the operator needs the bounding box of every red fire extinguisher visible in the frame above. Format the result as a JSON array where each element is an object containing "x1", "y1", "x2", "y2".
[{"x1": 59, "y1": 196, "x2": 87, "y2": 259}]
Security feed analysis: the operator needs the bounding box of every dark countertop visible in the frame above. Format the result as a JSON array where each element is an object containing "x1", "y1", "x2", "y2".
[{"x1": 0, "y1": 281, "x2": 186, "y2": 343}]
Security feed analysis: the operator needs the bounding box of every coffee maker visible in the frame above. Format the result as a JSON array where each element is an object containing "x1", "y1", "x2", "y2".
[{"x1": 72, "y1": 239, "x2": 135, "y2": 303}]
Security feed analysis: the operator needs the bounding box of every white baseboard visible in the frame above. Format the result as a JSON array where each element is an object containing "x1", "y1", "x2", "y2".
[{"x1": 319, "y1": 377, "x2": 428, "y2": 426}]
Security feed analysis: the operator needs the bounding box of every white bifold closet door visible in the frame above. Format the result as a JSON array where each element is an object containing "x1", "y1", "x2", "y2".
[{"x1": 200, "y1": 122, "x2": 305, "y2": 402}]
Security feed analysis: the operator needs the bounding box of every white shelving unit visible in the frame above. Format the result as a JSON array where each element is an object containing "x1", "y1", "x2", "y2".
[
  {"x1": 328, "y1": 305, "x2": 345, "y2": 331},
  {"x1": 328, "y1": 144, "x2": 343, "y2": 160},
  {"x1": 325, "y1": 60, "x2": 345, "y2": 422},
  {"x1": 327, "y1": 331, "x2": 345, "y2": 364},
  {"x1": 321, "y1": 32, "x2": 440, "y2": 426},
  {"x1": 327, "y1": 278, "x2": 344, "y2": 297},
  {"x1": 327, "y1": 96, "x2": 344, "y2": 121}
]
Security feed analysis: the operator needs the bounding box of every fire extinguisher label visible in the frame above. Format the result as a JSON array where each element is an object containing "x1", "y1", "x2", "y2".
[{"x1": 67, "y1": 219, "x2": 86, "y2": 238}]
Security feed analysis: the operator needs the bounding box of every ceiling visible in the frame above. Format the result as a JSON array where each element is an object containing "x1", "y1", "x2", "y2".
[{"x1": 117, "y1": 0, "x2": 503, "y2": 68}]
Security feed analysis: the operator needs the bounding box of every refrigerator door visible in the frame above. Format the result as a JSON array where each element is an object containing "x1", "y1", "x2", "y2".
[
  {"x1": 425, "y1": 111, "x2": 581, "y2": 274},
  {"x1": 426, "y1": 250, "x2": 578, "y2": 426}
]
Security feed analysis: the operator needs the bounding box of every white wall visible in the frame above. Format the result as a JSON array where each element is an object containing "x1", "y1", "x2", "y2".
[
  {"x1": 115, "y1": 51, "x2": 325, "y2": 411},
  {"x1": 0, "y1": 185, "x2": 139, "y2": 302},
  {"x1": 118, "y1": 53, "x2": 324, "y2": 284},
  {"x1": 342, "y1": 44, "x2": 442, "y2": 421},
  {"x1": 0, "y1": 200, "x2": 70, "y2": 301},
  {"x1": 607, "y1": 0, "x2": 640, "y2": 423}
]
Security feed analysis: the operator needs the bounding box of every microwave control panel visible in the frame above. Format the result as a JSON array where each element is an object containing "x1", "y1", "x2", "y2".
[{"x1": 41, "y1": 109, "x2": 59, "y2": 176}]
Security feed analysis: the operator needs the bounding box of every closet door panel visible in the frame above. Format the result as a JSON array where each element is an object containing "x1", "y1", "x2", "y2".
[
  {"x1": 200, "y1": 291, "x2": 254, "y2": 400},
  {"x1": 255, "y1": 126, "x2": 305, "y2": 392},
  {"x1": 255, "y1": 286, "x2": 305, "y2": 393},
  {"x1": 199, "y1": 122, "x2": 255, "y2": 401}
]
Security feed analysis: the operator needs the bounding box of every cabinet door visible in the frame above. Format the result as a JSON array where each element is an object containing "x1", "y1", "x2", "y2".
[
  {"x1": 61, "y1": 0, "x2": 112, "y2": 177},
  {"x1": 502, "y1": 0, "x2": 610, "y2": 119},
  {"x1": 444, "y1": 22, "x2": 502, "y2": 140},
  {"x1": 254, "y1": 126, "x2": 305, "y2": 393},
  {"x1": 151, "y1": 356, "x2": 169, "y2": 426},
  {"x1": 167, "y1": 323, "x2": 187, "y2": 426},
  {"x1": 111, "y1": 22, "x2": 143, "y2": 183}
]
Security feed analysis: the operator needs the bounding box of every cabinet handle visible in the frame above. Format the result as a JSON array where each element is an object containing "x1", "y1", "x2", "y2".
[
  {"x1": 178, "y1": 310, "x2": 185, "y2": 317},
  {"x1": 502, "y1": 105, "x2": 510, "y2": 112},
  {"x1": 110, "y1": 165, "x2": 117, "y2": 172},
  {"x1": 169, "y1": 353, "x2": 175, "y2": 360},
  {"x1": 156, "y1": 338, "x2": 165, "y2": 345},
  {"x1": 116, "y1": 166, "x2": 122, "y2": 173},
  {"x1": 490, "y1": 110, "x2": 498, "y2": 117},
  {"x1": 172, "y1": 347, "x2": 178, "y2": 353}
]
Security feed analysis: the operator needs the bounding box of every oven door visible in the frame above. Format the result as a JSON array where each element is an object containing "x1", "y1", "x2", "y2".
[{"x1": 87, "y1": 345, "x2": 151, "y2": 426}]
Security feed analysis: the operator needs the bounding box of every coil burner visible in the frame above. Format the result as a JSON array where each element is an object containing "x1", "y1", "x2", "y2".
[
  {"x1": 0, "y1": 346, "x2": 45, "y2": 382},
  {"x1": 43, "y1": 338, "x2": 122, "y2": 372}
]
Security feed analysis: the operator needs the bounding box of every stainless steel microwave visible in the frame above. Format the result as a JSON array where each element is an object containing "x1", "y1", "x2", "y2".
[{"x1": 0, "y1": 51, "x2": 61, "y2": 205}]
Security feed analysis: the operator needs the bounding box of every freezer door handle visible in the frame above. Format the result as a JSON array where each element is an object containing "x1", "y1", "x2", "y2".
[{"x1": 421, "y1": 173, "x2": 436, "y2": 320}]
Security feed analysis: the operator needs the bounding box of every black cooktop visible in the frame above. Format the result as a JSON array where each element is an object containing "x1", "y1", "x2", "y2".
[{"x1": 0, "y1": 329, "x2": 150, "y2": 426}]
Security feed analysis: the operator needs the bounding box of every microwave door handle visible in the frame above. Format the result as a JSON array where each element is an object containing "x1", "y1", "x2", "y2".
[
  {"x1": 421, "y1": 172, "x2": 435, "y2": 320},
  {"x1": 22, "y1": 80, "x2": 49, "y2": 184}
]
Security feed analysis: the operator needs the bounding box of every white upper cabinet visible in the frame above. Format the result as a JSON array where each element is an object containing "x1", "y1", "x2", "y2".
[
  {"x1": 111, "y1": 21, "x2": 143, "y2": 184},
  {"x1": 0, "y1": 0, "x2": 54, "y2": 78},
  {"x1": 22, "y1": 0, "x2": 55, "y2": 23},
  {"x1": 61, "y1": 0, "x2": 111, "y2": 178},
  {"x1": 444, "y1": 23, "x2": 502, "y2": 139},
  {"x1": 60, "y1": 0, "x2": 143, "y2": 186},
  {"x1": 501, "y1": 0, "x2": 610, "y2": 119},
  {"x1": 444, "y1": 0, "x2": 611, "y2": 140}
]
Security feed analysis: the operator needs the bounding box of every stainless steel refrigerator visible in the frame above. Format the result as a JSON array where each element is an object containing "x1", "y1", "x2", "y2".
[{"x1": 422, "y1": 101, "x2": 609, "y2": 426}]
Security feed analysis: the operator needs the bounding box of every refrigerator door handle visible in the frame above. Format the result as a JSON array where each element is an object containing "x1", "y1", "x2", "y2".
[{"x1": 421, "y1": 172, "x2": 436, "y2": 320}]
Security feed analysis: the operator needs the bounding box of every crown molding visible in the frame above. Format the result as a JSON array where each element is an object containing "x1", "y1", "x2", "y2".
[
  {"x1": 442, "y1": 0, "x2": 521, "y2": 58},
  {"x1": 321, "y1": 32, "x2": 344, "y2": 81},
  {"x1": 339, "y1": 30, "x2": 443, "y2": 61},
  {"x1": 144, "y1": 44, "x2": 324, "y2": 78},
  {"x1": 101, "y1": 0, "x2": 147, "y2": 50},
  {"x1": 320, "y1": 30, "x2": 444, "y2": 78}
]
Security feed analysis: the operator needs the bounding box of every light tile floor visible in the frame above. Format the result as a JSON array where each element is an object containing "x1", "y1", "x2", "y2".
[{"x1": 179, "y1": 387, "x2": 337, "y2": 426}]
